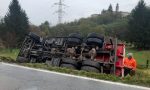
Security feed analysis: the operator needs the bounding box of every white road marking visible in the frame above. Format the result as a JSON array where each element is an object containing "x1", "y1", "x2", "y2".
[{"x1": 1, "y1": 62, "x2": 150, "y2": 90}]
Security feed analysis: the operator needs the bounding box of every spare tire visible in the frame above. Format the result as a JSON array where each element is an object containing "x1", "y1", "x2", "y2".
[
  {"x1": 67, "y1": 38, "x2": 82, "y2": 45},
  {"x1": 69, "y1": 33, "x2": 82, "y2": 39},
  {"x1": 81, "y1": 66, "x2": 100, "y2": 73},
  {"x1": 61, "y1": 58, "x2": 78, "y2": 67},
  {"x1": 86, "y1": 33, "x2": 104, "y2": 48},
  {"x1": 60, "y1": 64, "x2": 76, "y2": 69},
  {"x1": 67, "y1": 33, "x2": 82, "y2": 45},
  {"x1": 87, "y1": 33, "x2": 104, "y2": 40},
  {"x1": 86, "y1": 38, "x2": 103, "y2": 48},
  {"x1": 82, "y1": 60, "x2": 100, "y2": 69}
]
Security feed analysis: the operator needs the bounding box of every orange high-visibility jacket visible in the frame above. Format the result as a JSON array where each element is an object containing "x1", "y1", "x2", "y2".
[{"x1": 124, "y1": 58, "x2": 137, "y2": 69}]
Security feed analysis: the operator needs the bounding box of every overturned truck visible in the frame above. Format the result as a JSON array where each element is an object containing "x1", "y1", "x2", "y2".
[{"x1": 17, "y1": 32, "x2": 125, "y2": 77}]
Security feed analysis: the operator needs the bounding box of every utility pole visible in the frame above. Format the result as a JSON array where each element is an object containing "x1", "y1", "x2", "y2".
[{"x1": 54, "y1": 0, "x2": 66, "y2": 24}]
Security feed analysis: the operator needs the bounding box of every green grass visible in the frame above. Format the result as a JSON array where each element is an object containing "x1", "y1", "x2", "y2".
[
  {"x1": 20, "y1": 63, "x2": 150, "y2": 87},
  {"x1": 126, "y1": 48, "x2": 150, "y2": 67},
  {"x1": 0, "y1": 49, "x2": 19, "y2": 60}
]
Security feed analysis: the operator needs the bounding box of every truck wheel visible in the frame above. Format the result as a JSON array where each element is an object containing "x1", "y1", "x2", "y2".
[
  {"x1": 69, "y1": 33, "x2": 82, "y2": 39},
  {"x1": 51, "y1": 58, "x2": 61, "y2": 67},
  {"x1": 16, "y1": 56, "x2": 28, "y2": 63},
  {"x1": 81, "y1": 66, "x2": 99, "y2": 73},
  {"x1": 87, "y1": 33, "x2": 104, "y2": 40},
  {"x1": 60, "y1": 64, "x2": 76, "y2": 69},
  {"x1": 61, "y1": 58, "x2": 78, "y2": 67},
  {"x1": 82, "y1": 60, "x2": 100, "y2": 69}
]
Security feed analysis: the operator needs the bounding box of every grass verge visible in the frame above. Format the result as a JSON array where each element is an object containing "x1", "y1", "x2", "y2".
[
  {"x1": 0, "y1": 49, "x2": 19, "y2": 60},
  {"x1": 0, "y1": 56, "x2": 16, "y2": 63},
  {"x1": 1, "y1": 56, "x2": 150, "y2": 87},
  {"x1": 0, "y1": 48, "x2": 150, "y2": 87},
  {"x1": 20, "y1": 63, "x2": 150, "y2": 87}
]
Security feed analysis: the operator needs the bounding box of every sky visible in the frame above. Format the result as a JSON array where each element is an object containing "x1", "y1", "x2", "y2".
[{"x1": 0, "y1": 0, "x2": 150, "y2": 26}]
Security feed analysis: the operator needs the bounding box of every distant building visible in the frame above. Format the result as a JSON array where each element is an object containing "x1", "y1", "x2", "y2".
[
  {"x1": 91, "y1": 14, "x2": 100, "y2": 17},
  {"x1": 101, "y1": 10, "x2": 130, "y2": 17},
  {"x1": 120, "y1": 12, "x2": 130, "y2": 17}
]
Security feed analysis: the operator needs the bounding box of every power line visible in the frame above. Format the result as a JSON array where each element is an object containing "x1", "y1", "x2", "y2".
[{"x1": 54, "y1": 0, "x2": 67, "y2": 24}]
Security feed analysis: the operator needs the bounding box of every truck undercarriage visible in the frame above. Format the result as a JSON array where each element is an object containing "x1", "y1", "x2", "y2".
[{"x1": 17, "y1": 32, "x2": 125, "y2": 77}]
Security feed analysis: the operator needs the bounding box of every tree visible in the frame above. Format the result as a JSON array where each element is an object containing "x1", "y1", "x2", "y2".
[
  {"x1": 48, "y1": 4, "x2": 127, "y2": 39},
  {"x1": 29, "y1": 25, "x2": 45, "y2": 37},
  {"x1": 0, "y1": 18, "x2": 6, "y2": 47},
  {"x1": 128, "y1": 0, "x2": 150, "y2": 49},
  {"x1": 101, "y1": 9, "x2": 105, "y2": 14},
  {"x1": 39, "y1": 21, "x2": 50, "y2": 36},
  {"x1": 108, "y1": 4, "x2": 113, "y2": 12},
  {"x1": 4, "y1": 0, "x2": 29, "y2": 47},
  {"x1": 116, "y1": 3, "x2": 119, "y2": 13}
]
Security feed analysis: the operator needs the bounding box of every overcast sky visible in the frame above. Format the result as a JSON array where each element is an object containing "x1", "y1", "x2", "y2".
[{"x1": 0, "y1": 0, "x2": 150, "y2": 25}]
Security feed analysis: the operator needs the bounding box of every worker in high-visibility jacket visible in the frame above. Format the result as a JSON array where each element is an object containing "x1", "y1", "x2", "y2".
[{"x1": 124, "y1": 53, "x2": 137, "y2": 76}]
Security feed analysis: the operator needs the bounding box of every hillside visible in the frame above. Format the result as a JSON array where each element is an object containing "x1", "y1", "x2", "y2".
[{"x1": 49, "y1": 11, "x2": 129, "y2": 41}]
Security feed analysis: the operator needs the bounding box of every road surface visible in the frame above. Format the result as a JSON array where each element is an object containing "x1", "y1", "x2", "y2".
[{"x1": 0, "y1": 62, "x2": 149, "y2": 90}]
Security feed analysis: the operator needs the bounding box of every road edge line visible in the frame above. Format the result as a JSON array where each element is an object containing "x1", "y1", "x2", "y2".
[{"x1": 1, "y1": 62, "x2": 150, "y2": 90}]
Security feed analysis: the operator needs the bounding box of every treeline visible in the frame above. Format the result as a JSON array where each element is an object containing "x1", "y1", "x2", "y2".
[
  {"x1": 128, "y1": 0, "x2": 150, "y2": 49},
  {"x1": 0, "y1": 0, "x2": 150, "y2": 49},
  {"x1": 49, "y1": 4, "x2": 128, "y2": 36},
  {"x1": 48, "y1": 4, "x2": 128, "y2": 42}
]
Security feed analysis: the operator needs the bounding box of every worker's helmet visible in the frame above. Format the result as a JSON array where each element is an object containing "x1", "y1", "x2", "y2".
[{"x1": 127, "y1": 53, "x2": 133, "y2": 57}]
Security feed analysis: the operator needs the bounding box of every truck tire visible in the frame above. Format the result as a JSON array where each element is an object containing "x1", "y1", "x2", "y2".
[
  {"x1": 69, "y1": 33, "x2": 82, "y2": 39},
  {"x1": 67, "y1": 33, "x2": 82, "y2": 46},
  {"x1": 61, "y1": 58, "x2": 78, "y2": 67},
  {"x1": 16, "y1": 56, "x2": 28, "y2": 63},
  {"x1": 86, "y1": 38, "x2": 103, "y2": 48},
  {"x1": 60, "y1": 64, "x2": 76, "y2": 69},
  {"x1": 86, "y1": 33, "x2": 104, "y2": 48},
  {"x1": 81, "y1": 66, "x2": 99, "y2": 73},
  {"x1": 82, "y1": 60, "x2": 100, "y2": 69},
  {"x1": 51, "y1": 58, "x2": 61, "y2": 67},
  {"x1": 87, "y1": 33, "x2": 104, "y2": 40}
]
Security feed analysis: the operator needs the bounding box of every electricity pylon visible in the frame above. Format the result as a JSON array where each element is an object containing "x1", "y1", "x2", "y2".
[{"x1": 54, "y1": 0, "x2": 66, "y2": 24}]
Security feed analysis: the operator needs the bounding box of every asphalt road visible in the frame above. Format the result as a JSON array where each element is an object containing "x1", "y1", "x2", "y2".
[{"x1": 0, "y1": 63, "x2": 149, "y2": 90}]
